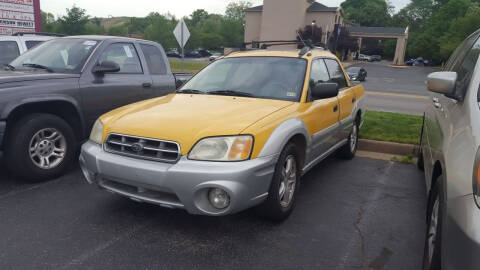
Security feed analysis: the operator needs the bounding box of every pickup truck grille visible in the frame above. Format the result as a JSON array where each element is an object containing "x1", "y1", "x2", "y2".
[{"x1": 104, "y1": 134, "x2": 181, "y2": 163}]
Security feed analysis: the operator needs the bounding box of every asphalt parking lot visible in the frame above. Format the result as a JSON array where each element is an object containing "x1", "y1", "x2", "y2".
[
  {"x1": 0, "y1": 155, "x2": 426, "y2": 270},
  {"x1": 351, "y1": 61, "x2": 434, "y2": 115}
]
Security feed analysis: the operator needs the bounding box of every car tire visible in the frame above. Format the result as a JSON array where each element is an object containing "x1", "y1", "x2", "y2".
[
  {"x1": 257, "y1": 142, "x2": 300, "y2": 221},
  {"x1": 423, "y1": 177, "x2": 444, "y2": 270},
  {"x1": 4, "y1": 113, "x2": 76, "y2": 182},
  {"x1": 338, "y1": 117, "x2": 359, "y2": 159},
  {"x1": 417, "y1": 151, "x2": 425, "y2": 171}
]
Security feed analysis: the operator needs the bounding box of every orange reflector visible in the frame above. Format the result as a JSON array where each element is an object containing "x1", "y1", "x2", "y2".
[{"x1": 228, "y1": 137, "x2": 253, "y2": 160}]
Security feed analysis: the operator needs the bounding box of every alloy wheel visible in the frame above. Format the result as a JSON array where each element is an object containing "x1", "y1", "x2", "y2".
[
  {"x1": 278, "y1": 155, "x2": 297, "y2": 208},
  {"x1": 29, "y1": 128, "x2": 67, "y2": 169}
]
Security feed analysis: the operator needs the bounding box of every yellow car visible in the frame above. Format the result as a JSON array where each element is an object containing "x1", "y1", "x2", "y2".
[{"x1": 80, "y1": 48, "x2": 365, "y2": 220}]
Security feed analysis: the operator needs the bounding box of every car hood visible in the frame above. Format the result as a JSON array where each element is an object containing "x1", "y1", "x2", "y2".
[
  {"x1": 0, "y1": 70, "x2": 80, "y2": 85},
  {"x1": 100, "y1": 93, "x2": 294, "y2": 155}
]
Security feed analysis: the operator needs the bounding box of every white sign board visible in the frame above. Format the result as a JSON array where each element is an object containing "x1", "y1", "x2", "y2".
[
  {"x1": 173, "y1": 19, "x2": 190, "y2": 48},
  {"x1": 0, "y1": 0, "x2": 40, "y2": 35}
]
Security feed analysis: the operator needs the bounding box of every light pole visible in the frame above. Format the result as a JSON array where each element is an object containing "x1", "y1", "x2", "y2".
[{"x1": 311, "y1": 20, "x2": 316, "y2": 43}]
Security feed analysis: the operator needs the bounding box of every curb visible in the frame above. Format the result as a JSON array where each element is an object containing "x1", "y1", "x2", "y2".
[{"x1": 358, "y1": 139, "x2": 417, "y2": 156}]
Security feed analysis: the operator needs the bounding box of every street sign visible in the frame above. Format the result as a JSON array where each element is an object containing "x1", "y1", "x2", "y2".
[
  {"x1": 173, "y1": 19, "x2": 190, "y2": 72},
  {"x1": 173, "y1": 19, "x2": 190, "y2": 48}
]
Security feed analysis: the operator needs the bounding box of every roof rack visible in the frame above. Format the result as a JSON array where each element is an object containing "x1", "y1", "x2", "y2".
[
  {"x1": 12, "y1": 32, "x2": 66, "y2": 37},
  {"x1": 241, "y1": 39, "x2": 323, "y2": 56}
]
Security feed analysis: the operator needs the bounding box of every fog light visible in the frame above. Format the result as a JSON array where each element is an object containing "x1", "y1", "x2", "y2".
[{"x1": 208, "y1": 188, "x2": 230, "y2": 209}]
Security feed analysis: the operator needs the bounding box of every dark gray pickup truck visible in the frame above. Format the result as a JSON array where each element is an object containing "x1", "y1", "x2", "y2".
[{"x1": 0, "y1": 35, "x2": 190, "y2": 181}]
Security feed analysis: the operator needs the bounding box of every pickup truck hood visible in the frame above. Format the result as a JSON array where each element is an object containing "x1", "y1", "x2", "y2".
[
  {"x1": 0, "y1": 70, "x2": 80, "y2": 85},
  {"x1": 101, "y1": 94, "x2": 294, "y2": 155}
]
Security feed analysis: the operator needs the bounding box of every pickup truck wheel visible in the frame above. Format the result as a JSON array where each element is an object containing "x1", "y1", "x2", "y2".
[
  {"x1": 4, "y1": 114, "x2": 76, "y2": 182},
  {"x1": 338, "y1": 118, "x2": 359, "y2": 159},
  {"x1": 423, "y1": 177, "x2": 444, "y2": 270},
  {"x1": 257, "y1": 143, "x2": 300, "y2": 221}
]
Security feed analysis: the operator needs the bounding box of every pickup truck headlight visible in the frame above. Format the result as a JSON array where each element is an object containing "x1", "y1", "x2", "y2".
[
  {"x1": 189, "y1": 135, "x2": 253, "y2": 161},
  {"x1": 89, "y1": 119, "x2": 104, "y2": 144}
]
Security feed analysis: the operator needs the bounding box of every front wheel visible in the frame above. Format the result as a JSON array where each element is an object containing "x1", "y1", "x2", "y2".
[
  {"x1": 257, "y1": 143, "x2": 300, "y2": 221},
  {"x1": 423, "y1": 177, "x2": 444, "y2": 270},
  {"x1": 4, "y1": 113, "x2": 76, "y2": 182}
]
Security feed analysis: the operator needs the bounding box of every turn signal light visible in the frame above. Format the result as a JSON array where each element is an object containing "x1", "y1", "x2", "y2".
[{"x1": 228, "y1": 136, "x2": 253, "y2": 160}]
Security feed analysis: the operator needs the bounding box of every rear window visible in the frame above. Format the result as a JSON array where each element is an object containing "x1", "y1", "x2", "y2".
[
  {"x1": 25, "y1": 40, "x2": 44, "y2": 50},
  {"x1": 140, "y1": 44, "x2": 167, "y2": 75},
  {"x1": 0, "y1": 41, "x2": 20, "y2": 65}
]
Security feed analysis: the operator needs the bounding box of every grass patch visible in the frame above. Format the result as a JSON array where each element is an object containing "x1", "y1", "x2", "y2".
[
  {"x1": 169, "y1": 60, "x2": 208, "y2": 73},
  {"x1": 359, "y1": 111, "x2": 423, "y2": 145},
  {"x1": 391, "y1": 154, "x2": 415, "y2": 164}
]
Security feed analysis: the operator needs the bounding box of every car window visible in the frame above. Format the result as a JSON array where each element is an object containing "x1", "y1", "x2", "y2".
[
  {"x1": 25, "y1": 40, "x2": 44, "y2": 50},
  {"x1": 181, "y1": 57, "x2": 307, "y2": 102},
  {"x1": 308, "y1": 59, "x2": 331, "y2": 101},
  {"x1": 324, "y1": 58, "x2": 348, "y2": 88},
  {"x1": 0, "y1": 41, "x2": 20, "y2": 65},
  {"x1": 99, "y1": 43, "x2": 143, "y2": 74},
  {"x1": 140, "y1": 44, "x2": 167, "y2": 75},
  {"x1": 447, "y1": 34, "x2": 480, "y2": 99}
]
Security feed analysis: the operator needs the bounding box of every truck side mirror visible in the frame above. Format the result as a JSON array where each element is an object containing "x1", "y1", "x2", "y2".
[
  {"x1": 92, "y1": 61, "x2": 120, "y2": 74},
  {"x1": 311, "y1": 82, "x2": 339, "y2": 100},
  {"x1": 426, "y1": 71, "x2": 457, "y2": 95}
]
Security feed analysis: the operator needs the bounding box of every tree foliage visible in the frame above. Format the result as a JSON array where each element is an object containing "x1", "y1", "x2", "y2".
[
  {"x1": 41, "y1": 2, "x2": 251, "y2": 51},
  {"x1": 341, "y1": 0, "x2": 393, "y2": 27}
]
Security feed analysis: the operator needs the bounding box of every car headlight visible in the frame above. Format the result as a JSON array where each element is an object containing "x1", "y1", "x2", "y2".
[
  {"x1": 89, "y1": 119, "x2": 104, "y2": 144},
  {"x1": 188, "y1": 135, "x2": 253, "y2": 161}
]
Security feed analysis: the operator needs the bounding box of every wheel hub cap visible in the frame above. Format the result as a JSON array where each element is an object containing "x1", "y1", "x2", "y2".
[
  {"x1": 350, "y1": 124, "x2": 358, "y2": 151},
  {"x1": 279, "y1": 155, "x2": 297, "y2": 208},
  {"x1": 29, "y1": 128, "x2": 67, "y2": 169},
  {"x1": 427, "y1": 197, "x2": 440, "y2": 266}
]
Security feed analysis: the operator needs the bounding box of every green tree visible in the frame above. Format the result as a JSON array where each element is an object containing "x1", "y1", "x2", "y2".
[
  {"x1": 225, "y1": 1, "x2": 252, "y2": 21},
  {"x1": 341, "y1": 0, "x2": 393, "y2": 26},
  {"x1": 57, "y1": 6, "x2": 90, "y2": 35}
]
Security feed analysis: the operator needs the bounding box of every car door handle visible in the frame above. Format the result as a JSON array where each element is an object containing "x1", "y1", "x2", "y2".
[
  {"x1": 433, "y1": 102, "x2": 442, "y2": 109},
  {"x1": 352, "y1": 97, "x2": 356, "y2": 103},
  {"x1": 333, "y1": 104, "x2": 339, "y2": 112},
  {"x1": 142, "y1": 82, "x2": 152, "y2": 88},
  {"x1": 432, "y1": 97, "x2": 439, "y2": 103}
]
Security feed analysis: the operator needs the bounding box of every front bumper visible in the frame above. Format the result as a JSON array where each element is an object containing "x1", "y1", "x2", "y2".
[
  {"x1": 444, "y1": 194, "x2": 480, "y2": 269},
  {"x1": 0, "y1": 121, "x2": 5, "y2": 149},
  {"x1": 79, "y1": 141, "x2": 278, "y2": 216}
]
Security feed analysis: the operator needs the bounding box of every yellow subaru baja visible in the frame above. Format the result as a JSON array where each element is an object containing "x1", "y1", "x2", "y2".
[{"x1": 80, "y1": 47, "x2": 365, "y2": 221}]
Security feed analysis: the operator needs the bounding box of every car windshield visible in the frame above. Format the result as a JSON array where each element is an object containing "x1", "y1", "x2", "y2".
[
  {"x1": 10, "y1": 38, "x2": 100, "y2": 73},
  {"x1": 180, "y1": 57, "x2": 307, "y2": 102}
]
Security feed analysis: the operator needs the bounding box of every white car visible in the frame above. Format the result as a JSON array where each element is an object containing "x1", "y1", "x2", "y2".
[
  {"x1": 358, "y1": 54, "x2": 373, "y2": 62},
  {"x1": 0, "y1": 32, "x2": 60, "y2": 67}
]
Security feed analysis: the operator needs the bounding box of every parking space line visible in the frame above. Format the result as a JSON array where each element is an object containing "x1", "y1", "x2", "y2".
[{"x1": 365, "y1": 91, "x2": 429, "y2": 100}]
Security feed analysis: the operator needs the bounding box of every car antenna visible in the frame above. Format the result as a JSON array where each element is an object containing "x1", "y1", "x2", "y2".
[{"x1": 297, "y1": 30, "x2": 312, "y2": 57}]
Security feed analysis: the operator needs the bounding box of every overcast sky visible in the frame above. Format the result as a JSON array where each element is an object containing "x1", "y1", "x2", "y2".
[{"x1": 41, "y1": 0, "x2": 411, "y2": 19}]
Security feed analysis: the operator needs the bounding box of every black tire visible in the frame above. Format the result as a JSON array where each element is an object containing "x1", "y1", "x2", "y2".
[
  {"x1": 417, "y1": 151, "x2": 425, "y2": 171},
  {"x1": 338, "y1": 117, "x2": 359, "y2": 159},
  {"x1": 257, "y1": 143, "x2": 300, "y2": 221},
  {"x1": 4, "y1": 113, "x2": 76, "y2": 182},
  {"x1": 423, "y1": 177, "x2": 444, "y2": 270}
]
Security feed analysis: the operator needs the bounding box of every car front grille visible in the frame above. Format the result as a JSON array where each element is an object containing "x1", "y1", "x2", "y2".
[{"x1": 104, "y1": 133, "x2": 181, "y2": 163}]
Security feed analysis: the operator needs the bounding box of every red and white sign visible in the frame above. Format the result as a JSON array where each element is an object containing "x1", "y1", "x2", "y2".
[{"x1": 0, "y1": 0, "x2": 41, "y2": 35}]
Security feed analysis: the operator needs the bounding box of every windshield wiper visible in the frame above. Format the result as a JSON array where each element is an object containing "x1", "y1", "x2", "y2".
[
  {"x1": 176, "y1": 89, "x2": 206, "y2": 94},
  {"x1": 208, "y1": 90, "x2": 254, "y2": 97},
  {"x1": 22, "y1": 63, "x2": 54, "y2": 73},
  {"x1": 4, "y1": 64, "x2": 15, "y2": 71}
]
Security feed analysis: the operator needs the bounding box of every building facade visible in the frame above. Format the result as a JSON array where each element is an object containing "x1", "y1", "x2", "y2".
[{"x1": 244, "y1": 0, "x2": 344, "y2": 46}]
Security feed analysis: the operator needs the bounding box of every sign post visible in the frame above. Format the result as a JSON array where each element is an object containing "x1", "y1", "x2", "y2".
[{"x1": 173, "y1": 19, "x2": 190, "y2": 72}]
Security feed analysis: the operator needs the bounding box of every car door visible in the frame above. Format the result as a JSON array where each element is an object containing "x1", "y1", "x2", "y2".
[
  {"x1": 79, "y1": 41, "x2": 153, "y2": 127},
  {"x1": 138, "y1": 43, "x2": 176, "y2": 99},
  {"x1": 424, "y1": 32, "x2": 480, "y2": 188},
  {"x1": 324, "y1": 58, "x2": 355, "y2": 141},
  {"x1": 303, "y1": 58, "x2": 340, "y2": 162}
]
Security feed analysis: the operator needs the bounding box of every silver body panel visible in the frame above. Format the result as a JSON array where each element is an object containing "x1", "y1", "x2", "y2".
[{"x1": 421, "y1": 30, "x2": 480, "y2": 269}]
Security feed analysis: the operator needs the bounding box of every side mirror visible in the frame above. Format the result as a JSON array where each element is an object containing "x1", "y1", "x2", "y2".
[
  {"x1": 92, "y1": 61, "x2": 120, "y2": 74},
  {"x1": 426, "y1": 71, "x2": 457, "y2": 95},
  {"x1": 311, "y1": 83, "x2": 339, "y2": 100}
]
